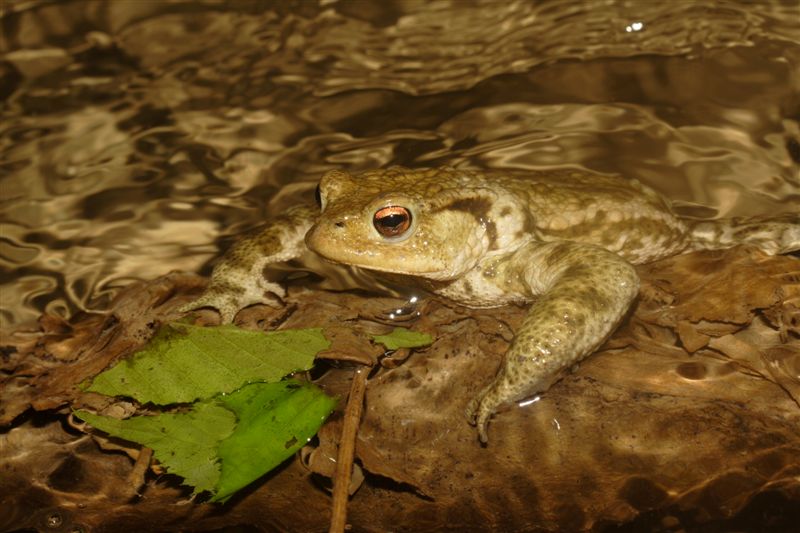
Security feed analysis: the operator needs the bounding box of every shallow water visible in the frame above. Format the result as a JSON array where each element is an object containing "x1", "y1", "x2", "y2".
[{"x1": 1, "y1": 0, "x2": 799, "y2": 330}]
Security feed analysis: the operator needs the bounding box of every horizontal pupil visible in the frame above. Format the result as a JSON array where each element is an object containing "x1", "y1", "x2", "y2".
[{"x1": 378, "y1": 214, "x2": 407, "y2": 227}]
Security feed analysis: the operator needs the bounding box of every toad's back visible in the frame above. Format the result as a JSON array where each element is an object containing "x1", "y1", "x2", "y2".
[
  {"x1": 410, "y1": 167, "x2": 692, "y2": 264},
  {"x1": 408, "y1": 167, "x2": 797, "y2": 264}
]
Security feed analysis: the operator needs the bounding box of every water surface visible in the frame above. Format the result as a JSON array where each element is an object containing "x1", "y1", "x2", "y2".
[{"x1": 1, "y1": 0, "x2": 799, "y2": 329}]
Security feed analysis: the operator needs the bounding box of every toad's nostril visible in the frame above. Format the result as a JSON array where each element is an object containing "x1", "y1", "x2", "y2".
[{"x1": 334, "y1": 221, "x2": 345, "y2": 228}]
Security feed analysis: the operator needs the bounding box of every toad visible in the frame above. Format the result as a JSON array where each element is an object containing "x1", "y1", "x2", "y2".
[{"x1": 181, "y1": 167, "x2": 799, "y2": 442}]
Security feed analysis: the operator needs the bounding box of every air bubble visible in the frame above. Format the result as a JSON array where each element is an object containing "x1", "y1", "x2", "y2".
[{"x1": 46, "y1": 513, "x2": 63, "y2": 528}]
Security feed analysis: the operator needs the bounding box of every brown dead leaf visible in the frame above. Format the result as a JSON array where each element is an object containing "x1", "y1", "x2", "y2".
[
  {"x1": 300, "y1": 418, "x2": 365, "y2": 496},
  {"x1": 676, "y1": 320, "x2": 710, "y2": 352},
  {"x1": 318, "y1": 326, "x2": 385, "y2": 365},
  {"x1": 637, "y1": 247, "x2": 798, "y2": 325},
  {"x1": 0, "y1": 272, "x2": 206, "y2": 425}
]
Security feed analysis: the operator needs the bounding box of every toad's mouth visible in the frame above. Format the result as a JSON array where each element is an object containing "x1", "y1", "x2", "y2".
[
  {"x1": 312, "y1": 246, "x2": 443, "y2": 277},
  {"x1": 306, "y1": 232, "x2": 455, "y2": 281}
]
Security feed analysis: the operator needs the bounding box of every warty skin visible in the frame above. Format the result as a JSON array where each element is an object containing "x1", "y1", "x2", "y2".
[{"x1": 182, "y1": 166, "x2": 800, "y2": 442}]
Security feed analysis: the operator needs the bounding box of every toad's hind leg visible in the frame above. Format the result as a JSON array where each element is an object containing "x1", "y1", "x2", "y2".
[{"x1": 466, "y1": 241, "x2": 640, "y2": 443}]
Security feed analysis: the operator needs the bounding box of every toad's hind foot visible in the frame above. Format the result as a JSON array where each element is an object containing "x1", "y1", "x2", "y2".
[
  {"x1": 689, "y1": 213, "x2": 800, "y2": 255},
  {"x1": 465, "y1": 366, "x2": 548, "y2": 444},
  {"x1": 465, "y1": 384, "x2": 502, "y2": 444}
]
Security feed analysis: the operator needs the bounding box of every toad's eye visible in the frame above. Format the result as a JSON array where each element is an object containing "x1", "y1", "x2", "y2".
[{"x1": 373, "y1": 206, "x2": 412, "y2": 238}]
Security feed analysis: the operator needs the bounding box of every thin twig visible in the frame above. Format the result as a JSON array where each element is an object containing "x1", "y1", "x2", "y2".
[
  {"x1": 329, "y1": 366, "x2": 369, "y2": 533},
  {"x1": 125, "y1": 446, "x2": 153, "y2": 498}
]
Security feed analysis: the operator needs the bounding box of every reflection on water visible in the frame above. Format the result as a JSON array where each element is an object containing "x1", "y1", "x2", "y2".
[{"x1": 1, "y1": 0, "x2": 799, "y2": 330}]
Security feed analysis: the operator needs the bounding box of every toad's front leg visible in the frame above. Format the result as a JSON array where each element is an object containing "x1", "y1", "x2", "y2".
[
  {"x1": 466, "y1": 241, "x2": 640, "y2": 443},
  {"x1": 179, "y1": 204, "x2": 317, "y2": 322}
]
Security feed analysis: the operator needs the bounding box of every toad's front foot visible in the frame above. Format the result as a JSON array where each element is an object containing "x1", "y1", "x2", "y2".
[
  {"x1": 179, "y1": 279, "x2": 286, "y2": 323},
  {"x1": 179, "y1": 204, "x2": 317, "y2": 322}
]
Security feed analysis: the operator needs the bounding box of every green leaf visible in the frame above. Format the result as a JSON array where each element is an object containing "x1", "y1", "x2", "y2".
[
  {"x1": 75, "y1": 402, "x2": 236, "y2": 494},
  {"x1": 77, "y1": 323, "x2": 337, "y2": 501},
  {"x1": 75, "y1": 380, "x2": 336, "y2": 501},
  {"x1": 372, "y1": 327, "x2": 433, "y2": 350},
  {"x1": 85, "y1": 323, "x2": 330, "y2": 405},
  {"x1": 213, "y1": 380, "x2": 337, "y2": 502}
]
